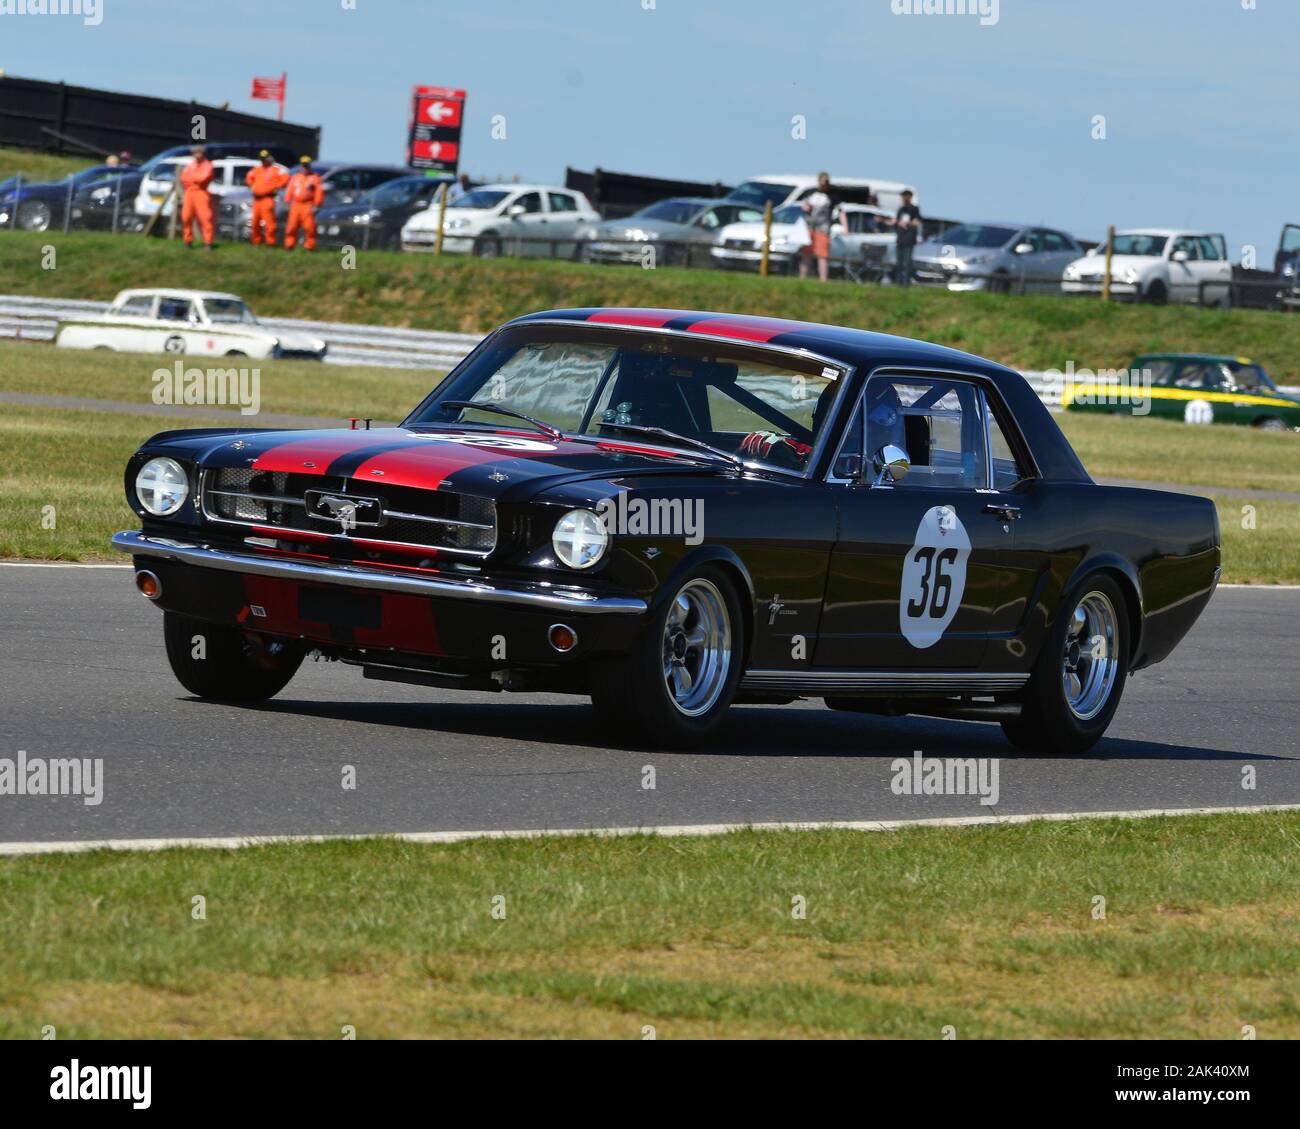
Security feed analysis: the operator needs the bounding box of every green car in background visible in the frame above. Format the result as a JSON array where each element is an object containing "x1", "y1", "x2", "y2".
[{"x1": 1065, "y1": 353, "x2": 1300, "y2": 431}]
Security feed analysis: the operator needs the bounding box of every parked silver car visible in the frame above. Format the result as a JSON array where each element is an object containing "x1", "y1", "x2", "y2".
[
  {"x1": 911, "y1": 222, "x2": 1082, "y2": 292},
  {"x1": 581, "y1": 197, "x2": 764, "y2": 267}
]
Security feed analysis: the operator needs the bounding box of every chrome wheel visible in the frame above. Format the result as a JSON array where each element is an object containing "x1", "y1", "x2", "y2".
[
  {"x1": 661, "y1": 579, "x2": 731, "y2": 717},
  {"x1": 1062, "y1": 590, "x2": 1119, "y2": 721}
]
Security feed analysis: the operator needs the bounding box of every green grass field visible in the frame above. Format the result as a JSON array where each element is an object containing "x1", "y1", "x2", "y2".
[
  {"x1": 1, "y1": 341, "x2": 1297, "y2": 578},
  {"x1": 0, "y1": 145, "x2": 96, "y2": 185},
  {"x1": 2, "y1": 814, "x2": 1296, "y2": 1039},
  {"x1": 4, "y1": 230, "x2": 1300, "y2": 376}
]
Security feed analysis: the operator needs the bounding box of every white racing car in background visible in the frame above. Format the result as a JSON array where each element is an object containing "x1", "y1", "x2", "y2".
[{"x1": 54, "y1": 288, "x2": 328, "y2": 359}]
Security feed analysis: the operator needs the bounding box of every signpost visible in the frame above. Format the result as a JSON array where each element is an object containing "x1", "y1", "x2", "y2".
[{"x1": 406, "y1": 86, "x2": 466, "y2": 176}]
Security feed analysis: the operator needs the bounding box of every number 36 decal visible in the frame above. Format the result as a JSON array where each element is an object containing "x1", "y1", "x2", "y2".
[{"x1": 900, "y1": 506, "x2": 970, "y2": 649}]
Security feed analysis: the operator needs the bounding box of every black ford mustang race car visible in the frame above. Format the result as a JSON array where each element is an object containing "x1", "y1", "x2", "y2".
[{"x1": 115, "y1": 308, "x2": 1220, "y2": 751}]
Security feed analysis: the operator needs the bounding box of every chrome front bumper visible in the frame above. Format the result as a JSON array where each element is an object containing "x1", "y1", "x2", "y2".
[{"x1": 112, "y1": 531, "x2": 647, "y2": 615}]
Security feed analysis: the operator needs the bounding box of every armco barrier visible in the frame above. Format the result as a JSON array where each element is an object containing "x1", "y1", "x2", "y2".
[{"x1": 2, "y1": 296, "x2": 1294, "y2": 409}]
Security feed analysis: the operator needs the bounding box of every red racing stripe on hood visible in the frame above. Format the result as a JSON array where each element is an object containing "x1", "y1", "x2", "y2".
[
  {"x1": 251, "y1": 431, "x2": 400, "y2": 475},
  {"x1": 347, "y1": 431, "x2": 565, "y2": 490}
]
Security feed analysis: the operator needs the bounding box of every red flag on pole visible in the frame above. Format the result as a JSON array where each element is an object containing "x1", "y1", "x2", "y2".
[{"x1": 251, "y1": 73, "x2": 286, "y2": 121}]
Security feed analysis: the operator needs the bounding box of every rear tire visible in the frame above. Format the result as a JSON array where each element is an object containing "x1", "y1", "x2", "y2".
[
  {"x1": 1001, "y1": 574, "x2": 1129, "y2": 755},
  {"x1": 589, "y1": 566, "x2": 743, "y2": 748},
  {"x1": 163, "y1": 611, "x2": 305, "y2": 703}
]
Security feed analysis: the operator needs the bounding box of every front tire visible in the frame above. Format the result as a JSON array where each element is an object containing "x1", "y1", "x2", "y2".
[
  {"x1": 473, "y1": 234, "x2": 501, "y2": 258},
  {"x1": 1001, "y1": 575, "x2": 1129, "y2": 755},
  {"x1": 163, "y1": 612, "x2": 305, "y2": 703},
  {"x1": 1143, "y1": 280, "x2": 1168, "y2": 305},
  {"x1": 589, "y1": 567, "x2": 743, "y2": 748}
]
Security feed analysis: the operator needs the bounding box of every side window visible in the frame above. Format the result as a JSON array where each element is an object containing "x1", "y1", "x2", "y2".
[
  {"x1": 860, "y1": 376, "x2": 987, "y2": 489},
  {"x1": 514, "y1": 192, "x2": 543, "y2": 214},
  {"x1": 984, "y1": 397, "x2": 1029, "y2": 491},
  {"x1": 1042, "y1": 230, "x2": 1072, "y2": 253},
  {"x1": 547, "y1": 192, "x2": 578, "y2": 212},
  {"x1": 118, "y1": 295, "x2": 155, "y2": 317},
  {"x1": 328, "y1": 170, "x2": 363, "y2": 192},
  {"x1": 1143, "y1": 360, "x2": 1175, "y2": 386},
  {"x1": 1174, "y1": 362, "x2": 1212, "y2": 389},
  {"x1": 1171, "y1": 237, "x2": 1198, "y2": 260},
  {"x1": 157, "y1": 298, "x2": 192, "y2": 322},
  {"x1": 1198, "y1": 235, "x2": 1225, "y2": 261}
]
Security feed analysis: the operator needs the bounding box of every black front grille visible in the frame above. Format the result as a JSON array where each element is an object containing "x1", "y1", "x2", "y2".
[{"x1": 203, "y1": 467, "x2": 496, "y2": 555}]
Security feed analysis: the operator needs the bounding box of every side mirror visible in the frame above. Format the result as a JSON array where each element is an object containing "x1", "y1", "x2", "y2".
[
  {"x1": 1171, "y1": 250, "x2": 1189, "y2": 262},
  {"x1": 1013, "y1": 242, "x2": 1034, "y2": 255},
  {"x1": 508, "y1": 204, "x2": 526, "y2": 218},
  {"x1": 872, "y1": 444, "x2": 910, "y2": 485}
]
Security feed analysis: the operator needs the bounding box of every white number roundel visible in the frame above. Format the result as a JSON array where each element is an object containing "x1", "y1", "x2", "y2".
[
  {"x1": 1184, "y1": 399, "x2": 1214, "y2": 425},
  {"x1": 900, "y1": 506, "x2": 970, "y2": 649}
]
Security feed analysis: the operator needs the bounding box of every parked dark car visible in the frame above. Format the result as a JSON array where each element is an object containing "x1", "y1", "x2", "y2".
[
  {"x1": 114, "y1": 308, "x2": 1219, "y2": 751},
  {"x1": 71, "y1": 142, "x2": 298, "y2": 232},
  {"x1": 0, "y1": 163, "x2": 139, "y2": 231},
  {"x1": 217, "y1": 162, "x2": 413, "y2": 242},
  {"x1": 313, "y1": 173, "x2": 449, "y2": 250}
]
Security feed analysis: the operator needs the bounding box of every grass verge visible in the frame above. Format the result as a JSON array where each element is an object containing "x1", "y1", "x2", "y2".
[
  {"x1": 0, "y1": 146, "x2": 95, "y2": 185},
  {"x1": 4, "y1": 230, "x2": 1300, "y2": 376},
  {"x1": 1, "y1": 814, "x2": 1297, "y2": 1039}
]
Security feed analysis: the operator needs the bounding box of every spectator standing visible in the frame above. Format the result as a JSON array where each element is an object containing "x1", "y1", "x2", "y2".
[
  {"x1": 799, "y1": 171, "x2": 841, "y2": 282},
  {"x1": 179, "y1": 145, "x2": 216, "y2": 250},
  {"x1": 892, "y1": 189, "x2": 922, "y2": 286},
  {"x1": 283, "y1": 156, "x2": 324, "y2": 251},
  {"x1": 447, "y1": 173, "x2": 473, "y2": 202},
  {"x1": 245, "y1": 150, "x2": 289, "y2": 246}
]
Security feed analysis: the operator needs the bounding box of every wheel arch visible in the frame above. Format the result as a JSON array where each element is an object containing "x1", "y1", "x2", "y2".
[
  {"x1": 1062, "y1": 553, "x2": 1143, "y2": 664},
  {"x1": 650, "y1": 547, "x2": 756, "y2": 669}
]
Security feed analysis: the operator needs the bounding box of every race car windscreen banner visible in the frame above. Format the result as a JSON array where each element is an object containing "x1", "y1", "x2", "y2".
[{"x1": 407, "y1": 85, "x2": 465, "y2": 174}]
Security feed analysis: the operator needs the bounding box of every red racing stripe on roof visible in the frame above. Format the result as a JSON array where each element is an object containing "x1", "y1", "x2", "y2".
[
  {"x1": 683, "y1": 316, "x2": 801, "y2": 343},
  {"x1": 586, "y1": 309, "x2": 680, "y2": 328}
]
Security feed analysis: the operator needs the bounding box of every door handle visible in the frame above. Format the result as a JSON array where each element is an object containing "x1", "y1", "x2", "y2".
[{"x1": 984, "y1": 503, "x2": 1022, "y2": 521}]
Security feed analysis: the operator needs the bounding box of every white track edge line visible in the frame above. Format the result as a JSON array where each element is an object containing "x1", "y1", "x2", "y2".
[{"x1": 2, "y1": 803, "x2": 1298, "y2": 857}]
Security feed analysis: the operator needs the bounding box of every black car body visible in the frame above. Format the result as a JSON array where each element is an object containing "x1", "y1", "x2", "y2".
[
  {"x1": 115, "y1": 308, "x2": 1220, "y2": 750},
  {"x1": 313, "y1": 174, "x2": 449, "y2": 250},
  {"x1": 0, "y1": 163, "x2": 139, "y2": 231},
  {"x1": 216, "y1": 162, "x2": 414, "y2": 242}
]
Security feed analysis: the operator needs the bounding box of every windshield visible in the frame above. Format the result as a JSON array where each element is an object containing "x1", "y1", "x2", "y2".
[
  {"x1": 728, "y1": 180, "x2": 794, "y2": 208},
  {"x1": 366, "y1": 176, "x2": 432, "y2": 207},
  {"x1": 450, "y1": 189, "x2": 509, "y2": 210},
  {"x1": 631, "y1": 199, "x2": 702, "y2": 225},
  {"x1": 934, "y1": 223, "x2": 1017, "y2": 249},
  {"x1": 409, "y1": 327, "x2": 842, "y2": 474},
  {"x1": 773, "y1": 204, "x2": 805, "y2": 225},
  {"x1": 1111, "y1": 233, "x2": 1168, "y2": 256},
  {"x1": 147, "y1": 161, "x2": 185, "y2": 182},
  {"x1": 203, "y1": 298, "x2": 258, "y2": 325}
]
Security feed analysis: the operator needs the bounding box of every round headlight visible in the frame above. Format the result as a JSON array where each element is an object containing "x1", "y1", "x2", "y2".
[
  {"x1": 552, "y1": 509, "x2": 609, "y2": 570},
  {"x1": 135, "y1": 457, "x2": 189, "y2": 516}
]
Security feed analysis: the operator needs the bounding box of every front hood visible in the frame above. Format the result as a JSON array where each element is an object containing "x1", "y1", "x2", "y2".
[
  {"x1": 594, "y1": 221, "x2": 683, "y2": 240},
  {"x1": 155, "y1": 425, "x2": 725, "y2": 499},
  {"x1": 1068, "y1": 254, "x2": 1159, "y2": 272},
  {"x1": 914, "y1": 243, "x2": 1003, "y2": 262},
  {"x1": 271, "y1": 330, "x2": 326, "y2": 351},
  {"x1": 717, "y1": 222, "x2": 798, "y2": 241},
  {"x1": 409, "y1": 206, "x2": 494, "y2": 231}
]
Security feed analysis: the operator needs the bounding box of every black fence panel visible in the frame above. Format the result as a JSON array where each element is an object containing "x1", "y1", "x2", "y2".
[
  {"x1": 566, "y1": 167, "x2": 733, "y2": 219},
  {"x1": 0, "y1": 75, "x2": 320, "y2": 161}
]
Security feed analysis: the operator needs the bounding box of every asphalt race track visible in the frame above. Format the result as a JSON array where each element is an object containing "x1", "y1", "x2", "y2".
[{"x1": 1, "y1": 566, "x2": 1297, "y2": 845}]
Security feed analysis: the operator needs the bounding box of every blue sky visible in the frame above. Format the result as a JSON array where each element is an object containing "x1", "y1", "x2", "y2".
[{"x1": 5, "y1": 0, "x2": 1297, "y2": 256}]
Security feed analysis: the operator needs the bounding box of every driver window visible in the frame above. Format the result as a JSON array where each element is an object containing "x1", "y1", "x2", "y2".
[
  {"x1": 514, "y1": 192, "x2": 543, "y2": 214},
  {"x1": 157, "y1": 298, "x2": 193, "y2": 322},
  {"x1": 839, "y1": 375, "x2": 987, "y2": 489}
]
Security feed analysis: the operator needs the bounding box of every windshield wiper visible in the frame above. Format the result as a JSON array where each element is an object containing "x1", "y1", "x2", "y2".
[
  {"x1": 598, "y1": 422, "x2": 744, "y2": 470},
  {"x1": 439, "y1": 400, "x2": 562, "y2": 440}
]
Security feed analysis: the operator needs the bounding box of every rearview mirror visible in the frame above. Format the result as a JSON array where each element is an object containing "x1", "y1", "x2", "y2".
[{"x1": 873, "y1": 444, "x2": 910, "y2": 486}]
